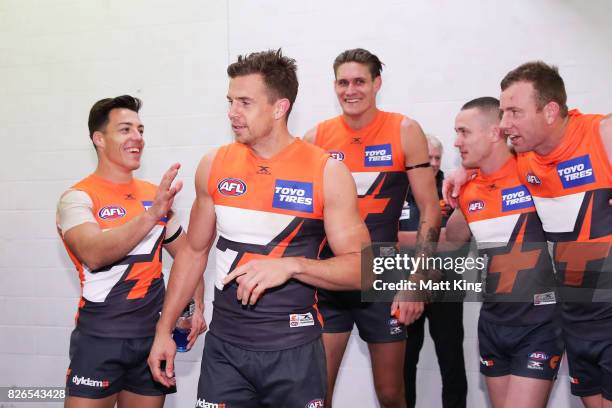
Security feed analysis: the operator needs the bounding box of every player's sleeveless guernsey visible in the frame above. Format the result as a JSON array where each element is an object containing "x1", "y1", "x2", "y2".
[
  {"x1": 314, "y1": 111, "x2": 408, "y2": 243},
  {"x1": 459, "y1": 157, "x2": 558, "y2": 325},
  {"x1": 516, "y1": 110, "x2": 612, "y2": 339},
  {"x1": 61, "y1": 175, "x2": 168, "y2": 338},
  {"x1": 208, "y1": 140, "x2": 328, "y2": 351}
]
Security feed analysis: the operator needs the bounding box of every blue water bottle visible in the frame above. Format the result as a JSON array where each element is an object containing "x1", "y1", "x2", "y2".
[{"x1": 172, "y1": 299, "x2": 194, "y2": 352}]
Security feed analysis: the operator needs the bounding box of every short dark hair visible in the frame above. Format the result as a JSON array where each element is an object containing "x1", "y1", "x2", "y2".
[
  {"x1": 501, "y1": 61, "x2": 568, "y2": 117},
  {"x1": 461, "y1": 96, "x2": 500, "y2": 112},
  {"x1": 333, "y1": 48, "x2": 384, "y2": 79},
  {"x1": 461, "y1": 97, "x2": 501, "y2": 125},
  {"x1": 227, "y1": 49, "x2": 298, "y2": 117},
  {"x1": 88, "y1": 95, "x2": 142, "y2": 140}
]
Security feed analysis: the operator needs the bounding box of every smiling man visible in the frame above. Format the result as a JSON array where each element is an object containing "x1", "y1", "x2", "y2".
[
  {"x1": 304, "y1": 48, "x2": 441, "y2": 408},
  {"x1": 56, "y1": 95, "x2": 205, "y2": 408}
]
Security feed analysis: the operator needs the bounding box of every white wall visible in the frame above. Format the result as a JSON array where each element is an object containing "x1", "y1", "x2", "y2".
[{"x1": 1, "y1": 0, "x2": 610, "y2": 407}]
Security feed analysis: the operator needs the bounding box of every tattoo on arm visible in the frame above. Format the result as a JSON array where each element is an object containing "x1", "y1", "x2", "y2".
[{"x1": 414, "y1": 222, "x2": 441, "y2": 280}]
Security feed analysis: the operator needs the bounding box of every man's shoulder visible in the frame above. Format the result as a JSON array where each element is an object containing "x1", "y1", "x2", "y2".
[{"x1": 133, "y1": 178, "x2": 158, "y2": 191}]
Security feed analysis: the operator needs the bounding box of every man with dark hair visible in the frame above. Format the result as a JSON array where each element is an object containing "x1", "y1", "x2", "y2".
[
  {"x1": 57, "y1": 95, "x2": 205, "y2": 408},
  {"x1": 499, "y1": 61, "x2": 612, "y2": 408},
  {"x1": 304, "y1": 48, "x2": 441, "y2": 408},
  {"x1": 446, "y1": 96, "x2": 562, "y2": 408},
  {"x1": 148, "y1": 49, "x2": 370, "y2": 408},
  {"x1": 400, "y1": 133, "x2": 468, "y2": 408}
]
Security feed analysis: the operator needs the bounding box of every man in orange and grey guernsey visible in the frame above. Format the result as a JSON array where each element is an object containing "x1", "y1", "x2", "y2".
[
  {"x1": 147, "y1": 50, "x2": 370, "y2": 408},
  {"x1": 498, "y1": 62, "x2": 612, "y2": 408},
  {"x1": 304, "y1": 48, "x2": 441, "y2": 408},
  {"x1": 56, "y1": 95, "x2": 205, "y2": 408},
  {"x1": 446, "y1": 97, "x2": 562, "y2": 408}
]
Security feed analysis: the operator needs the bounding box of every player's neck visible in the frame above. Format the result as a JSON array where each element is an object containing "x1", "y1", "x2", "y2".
[
  {"x1": 533, "y1": 116, "x2": 569, "y2": 156},
  {"x1": 249, "y1": 127, "x2": 295, "y2": 160},
  {"x1": 94, "y1": 161, "x2": 134, "y2": 184},
  {"x1": 479, "y1": 147, "x2": 512, "y2": 176},
  {"x1": 342, "y1": 107, "x2": 379, "y2": 130}
]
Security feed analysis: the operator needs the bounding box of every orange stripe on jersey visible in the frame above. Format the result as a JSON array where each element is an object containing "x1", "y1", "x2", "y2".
[
  {"x1": 235, "y1": 220, "x2": 304, "y2": 267},
  {"x1": 357, "y1": 173, "x2": 390, "y2": 219},
  {"x1": 487, "y1": 217, "x2": 541, "y2": 293},
  {"x1": 125, "y1": 245, "x2": 163, "y2": 299}
]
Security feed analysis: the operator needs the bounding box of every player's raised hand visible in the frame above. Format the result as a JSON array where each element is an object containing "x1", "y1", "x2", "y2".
[{"x1": 149, "y1": 163, "x2": 183, "y2": 220}]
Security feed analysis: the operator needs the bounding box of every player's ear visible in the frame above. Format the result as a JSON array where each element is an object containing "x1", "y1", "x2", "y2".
[
  {"x1": 543, "y1": 101, "x2": 560, "y2": 125},
  {"x1": 92, "y1": 131, "x2": 105, "y2": 149},
  {"x1": 373, "y1": 75, "x2": 382, "y2": 92},
  {"x1": 274, "y1": 98, "x2": 290, "y2": 120},
  {"x1": 491, "y1": 125, "x2": 502, "y2": 140}
]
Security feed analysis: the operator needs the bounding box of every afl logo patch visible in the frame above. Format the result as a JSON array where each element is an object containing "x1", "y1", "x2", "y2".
[
  {"x1": 528, "y1": 352, "x2": 549, "y2": 361},
  {"x1": 305, "y1": 399, "x2": 324, "y2": 408},
  {"x1": 218, "y1": 178, "x2": 247, "y2": 196},
  {"x1": 468, "y1": 200, "x2": 485, "y2": 212},
  {"x1": 329, "y1": 151, "x2": 345, "y2": 161},
  {"x1": 99, "y1": 205, "x2": 126, "y2": 219},
  {"x1": 526, "y1": 172, "x2": 541, "y2": 185}
]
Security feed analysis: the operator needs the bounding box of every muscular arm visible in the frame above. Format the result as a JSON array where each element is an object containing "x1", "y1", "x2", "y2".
[
  {"x1": 60, "y1": 164, "x2": 182, "y2": 270},
  {"x1": 149, "y1": 152, "x2": 217, "y2": 387},
  {"x1": 292, "y1": 158, "x2": 370, "y2": 290},
  {"x1": 156, "y1": 152, "x2": 217, "y2": 336},
  {"x1": 164, "y1": 232, "x2": 205, "y2": 318},
  {"x1": 401, "y1": 117, "x2": 441, "y2": 266}
]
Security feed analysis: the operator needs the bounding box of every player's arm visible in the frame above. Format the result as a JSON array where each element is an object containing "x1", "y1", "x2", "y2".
[
  {"x1": 222, "y1": 159, "x2": 370, "y2": 305},
  {"x1": 438, "y1": 209, "x2": 472, "y2": 252},
  {"x1": 60, "y1": 164, "x2": 183, "y2": 270},
  {"x1": 148, "y1": 151, "x2": 218, "y2": 387},
  {"x1": 392, "y1": 118, "x2": 441, "y2": 324},
  {"x1": 401, "y1": 117, "x2": 441, "y2": 264},
  {"x1": 164, "y1": 227, "x2": 207, "y2": 347},
  {"x1": 293, "y1": 158, "x2": 370, "y2": 289},
  {"x1": 302, "y1": 126, "x2": 318, "y2": 145}
]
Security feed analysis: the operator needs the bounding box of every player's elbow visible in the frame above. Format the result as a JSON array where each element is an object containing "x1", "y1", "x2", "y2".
[{"x1": 81, "y1": 254, "x2": 106, "y2": 271}]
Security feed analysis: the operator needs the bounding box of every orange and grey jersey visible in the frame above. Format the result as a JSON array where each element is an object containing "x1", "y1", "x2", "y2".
[
  {"x1": 314, "y1": 111, "x2": 408, "y2": 243},
  {"x1": 517, "y1": 109, "x2": 612, "y2": 339},
  {"x1": 459, "y1": 157, "x2": 558, "y2": 325},
  {"x1": 56, "y1": 174, "x2": 181, "y2": 338},
  {"x1": 208, "y1": 140, "x2": 328, "y2": 351}
]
